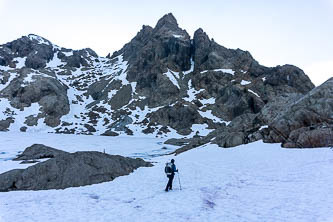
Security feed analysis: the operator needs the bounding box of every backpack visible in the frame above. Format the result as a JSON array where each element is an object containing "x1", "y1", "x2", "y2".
[{"x1": 165, "y1": 162, "x2": 173, "y2": 176}]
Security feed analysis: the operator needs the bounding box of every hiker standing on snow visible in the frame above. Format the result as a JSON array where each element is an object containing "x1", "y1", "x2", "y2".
[{"x1": 165, "y1": 159, "x2": 178, "y2": 192}]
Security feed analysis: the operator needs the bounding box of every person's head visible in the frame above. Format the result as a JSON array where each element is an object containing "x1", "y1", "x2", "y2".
[{"x1": 171, "y1": 159, "x2": 175, "y2": 163}]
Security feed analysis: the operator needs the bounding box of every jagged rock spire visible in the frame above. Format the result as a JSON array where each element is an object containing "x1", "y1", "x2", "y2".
[{"x1": 155, "y1": 13, "x2": 179, "y2": 31}]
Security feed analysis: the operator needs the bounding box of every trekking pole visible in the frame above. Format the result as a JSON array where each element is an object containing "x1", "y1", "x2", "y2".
[{"x1": 177, "y1": 172, "x2": 182, "y2": 190}]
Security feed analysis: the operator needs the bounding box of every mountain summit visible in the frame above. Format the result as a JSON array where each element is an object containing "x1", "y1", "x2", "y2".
[
  {"x1": 155, "y1": 13, "x2": 179, "y2": 30},
  {"x1": 1, "y1": 13, "x2": 330, "y2": 148}
]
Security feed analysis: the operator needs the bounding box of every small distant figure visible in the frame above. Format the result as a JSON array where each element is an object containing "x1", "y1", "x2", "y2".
[{"x1": 164, "y1": 159, "x2": 178, "y2": 192}]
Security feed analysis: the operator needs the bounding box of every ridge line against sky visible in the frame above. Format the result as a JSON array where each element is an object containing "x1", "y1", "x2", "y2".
[{"x1": 0, "y1": 0, "x2": 332, "y2": 85}]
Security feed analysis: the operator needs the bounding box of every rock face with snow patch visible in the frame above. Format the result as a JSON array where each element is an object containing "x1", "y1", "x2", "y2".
[
  {"x1": 0, "y1": 68, "x2": 69, "y2": 127},
  {"x1": 0, "y1": 145, "x2": 152, "y2": 191},
  {"x1": 0, "y1": 34, "x2": 53, "y2": 69}
]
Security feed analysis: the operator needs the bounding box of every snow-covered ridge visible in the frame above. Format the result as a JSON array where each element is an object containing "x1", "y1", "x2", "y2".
[{"x1": 27, "y1": 34, "x2": 50, "y2": 45}]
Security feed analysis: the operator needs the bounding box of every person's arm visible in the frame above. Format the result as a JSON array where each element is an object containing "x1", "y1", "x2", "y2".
[{"x1": 173, "y1": 164, "x2": 178, "y2": 172}]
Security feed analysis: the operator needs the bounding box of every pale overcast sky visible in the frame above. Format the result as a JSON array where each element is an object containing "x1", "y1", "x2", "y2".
[{"x1": 0, "y1": 0, "x2": 332, "y2": 85}]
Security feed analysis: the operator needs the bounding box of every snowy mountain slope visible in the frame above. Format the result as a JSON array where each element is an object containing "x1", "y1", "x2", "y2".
[
  {"x1": 1, "y1": 13, "x2": 327, "y2": 149},
  {"x1": 0, "y1": 134, "x2": 332, "y2": 222},
  {"x1": 0, "y1": 38, "x2": 131, "y2": 135}
]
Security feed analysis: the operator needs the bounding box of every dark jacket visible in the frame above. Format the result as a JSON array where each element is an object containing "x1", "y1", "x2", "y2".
[{"x1": 171, "y1": 163, "x2": 177, "y2": 175}]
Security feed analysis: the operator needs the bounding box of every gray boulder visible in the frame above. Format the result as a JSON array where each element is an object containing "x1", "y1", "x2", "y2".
[
  {"x1": 109, "y1": 85, "x2": 132, "y2": 110},
  {"x1": 109, "y1": 115, "x2": 133, "y2": 132},
  {"x1": 0, "y1": 151, "x2": 152, "y2": 191},
  {"x1": 283, "y1": 125, "x2": 333, "y2": 148},
  {"x1": 215, "y1": 131, "x2": 246, "y2": 148},
  {"x1": 164, "y1": 138, "x2": 190, "y2": 146},
  {"x1": 101, "y1": 130, "x2": 119, "y2": 136},
  {"x1": 13, "y1": 144, "x2": 68, "y2": 161},
  {"x1": 0, "y1": 117, "x2": 14, "y2": 131}
]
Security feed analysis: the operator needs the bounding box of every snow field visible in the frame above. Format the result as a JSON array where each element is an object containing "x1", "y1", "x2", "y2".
[{"x1": 0, "y1": 137, "x2": 332, "y2": 222}]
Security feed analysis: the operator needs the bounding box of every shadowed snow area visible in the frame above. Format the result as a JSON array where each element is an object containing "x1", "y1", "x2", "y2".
[{"x1": 0, "y1": 134, "x2": 332, "y2": 221}]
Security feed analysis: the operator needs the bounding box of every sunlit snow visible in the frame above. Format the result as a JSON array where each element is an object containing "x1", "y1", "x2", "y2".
[
  {"x1": 201, "y1": 68, "x2": 235, "y2": 75},
  {"x1": 0, "y1": 135, "x2": 332, "y2": 222},
  {"x1": 248, "y1": 89, "x2": 260, "y2": 97},
  {"x1": 240, "y1": 80, "x2": 251, "y2": 85},
  {"x1": 163, "y1": 69, "x2": 180, "y2": 89},
  {"x1": 27, "y1": 34, "x2": 50, "y2": 45}
]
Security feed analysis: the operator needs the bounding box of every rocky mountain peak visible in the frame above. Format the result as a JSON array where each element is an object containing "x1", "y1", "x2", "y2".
[
  {"x1": 194, "y1": 28, "x2": 210, "y2": 42},
  {"x1": 0, "y1": 34, "x2": 54, "y2": 69},
  {"x1": 153, "y1": 13, "x2": 189, "y2": 40},
  {"x1": 111, "y1": 13, "x2": 192, "y2": 89},
  {"x1": 154, "y1": 13, "x2": 179, "y2": 31},
  {"x1": 1, "y1": 14, "x2": 327, "y2": 149}
]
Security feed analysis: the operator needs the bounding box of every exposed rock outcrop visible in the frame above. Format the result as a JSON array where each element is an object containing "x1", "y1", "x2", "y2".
[
  {"x1": 13, "y1": 144, "x2": 68, "y2": 161},
  {"x1": 0, "y1": 145, "x2": 152, "y2": 192},
  {"x1": 193, "y1": 28, "x2": 256, "y2": 72},
  {"x1": 0, "y1": 118, "x2": 14, "y2": 131},
  {"x1": 265, "y1": 78, "x2": 333, "y2": 147},
  {"x1": 149, "y1": 103, "x2": 204, "y2": 135}
]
